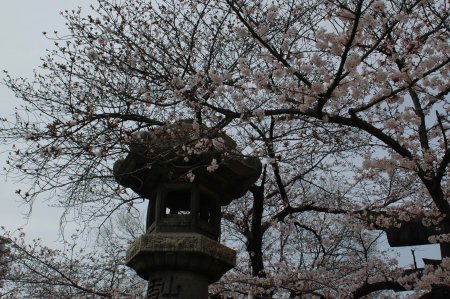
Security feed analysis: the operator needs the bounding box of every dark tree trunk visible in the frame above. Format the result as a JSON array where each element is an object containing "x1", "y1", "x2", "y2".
[{"x1": 248, "y1": 183, "x2": 266, "y2": 278}]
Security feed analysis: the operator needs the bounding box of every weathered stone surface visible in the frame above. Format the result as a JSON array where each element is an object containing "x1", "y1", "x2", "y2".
[
  {"x1": 146, "y1": 270, "x2": 208, "y2": 299},
  {"x1": 126, "y1": 233, "x2": 236, "y2": 283}
]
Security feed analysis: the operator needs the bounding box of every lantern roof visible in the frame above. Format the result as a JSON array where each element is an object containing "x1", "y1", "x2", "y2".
[{"x1": 113, "y1": 120, "x2": 261, "y2": 205}]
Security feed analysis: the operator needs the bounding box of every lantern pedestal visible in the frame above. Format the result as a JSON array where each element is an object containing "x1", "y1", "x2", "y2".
[{"x1": 126, "y1": 233, "x2": 236, "y2": 299}]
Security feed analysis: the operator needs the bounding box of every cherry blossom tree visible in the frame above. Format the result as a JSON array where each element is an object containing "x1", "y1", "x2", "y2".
[
  {"x1": 1, "y1": 0, "x2": 449, "y2": 297},
  {"x1": 0, "y1": 210, "x2": 146, "y2": 298},
  {"x1": 0, "y1": 236, "x2": 9, "y2": 290},
  {"x1": 0, "y1": 227, "x2": 146, "y2": 298}
]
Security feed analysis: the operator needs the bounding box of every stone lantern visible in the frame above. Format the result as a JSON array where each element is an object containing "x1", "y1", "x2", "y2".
[{"x1": 113, "y1": 120, "x2": 261, "y2": 299}]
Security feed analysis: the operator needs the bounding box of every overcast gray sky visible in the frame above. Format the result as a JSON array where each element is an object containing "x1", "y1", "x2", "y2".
[
  {"x1": 0, "y1": 0, "x2": 97, "y2": 245},
  {"x1": 0, "y1": 0, "x2": 440, "y2": 265}
]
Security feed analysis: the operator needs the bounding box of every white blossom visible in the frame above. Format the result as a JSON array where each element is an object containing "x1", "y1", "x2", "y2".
[
  {"x1": 206, "y1": 158, "x2": 219, "y2": 172},
  {"x1": 186, "y1": 170, "x2": 195, "y2": 182}
]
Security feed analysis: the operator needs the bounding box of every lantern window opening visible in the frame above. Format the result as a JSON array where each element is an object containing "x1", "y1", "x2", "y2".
[{"x1": 163, "y1": 189, "x2": 192, "y2": 217}]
